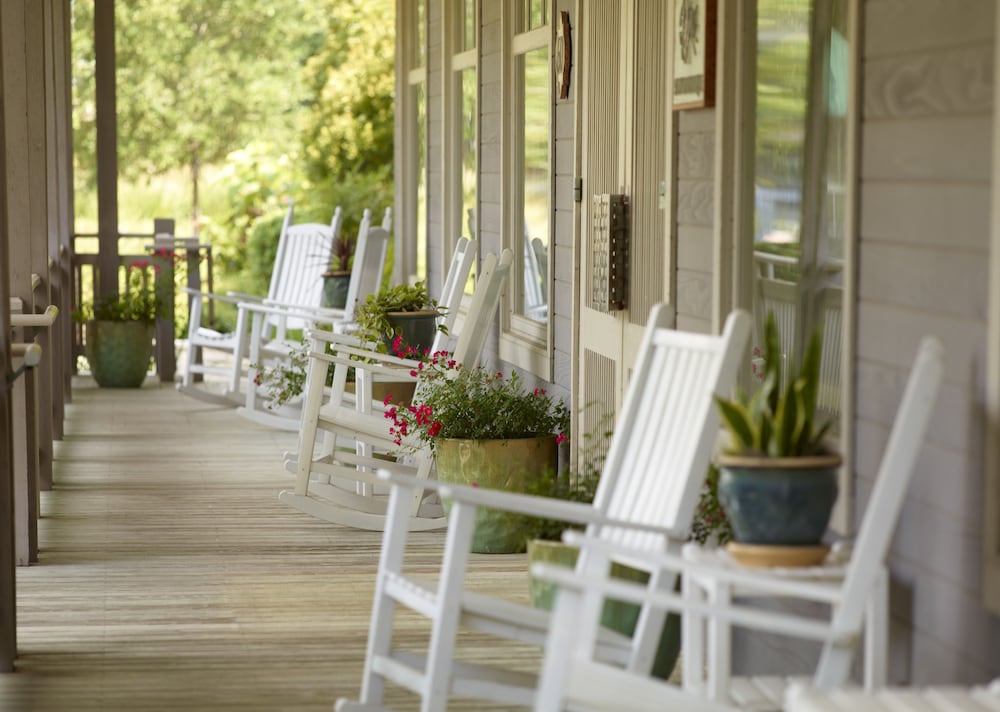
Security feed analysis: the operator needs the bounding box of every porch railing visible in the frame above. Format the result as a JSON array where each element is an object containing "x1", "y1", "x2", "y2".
[{"x1": 72, "y1": 220, "x2": 214, "y2": 383}]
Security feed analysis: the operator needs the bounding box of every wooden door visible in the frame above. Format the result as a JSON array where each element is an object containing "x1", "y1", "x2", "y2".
[{"x1": 576, "y1": 0, "x2": 673, "y2": 452}]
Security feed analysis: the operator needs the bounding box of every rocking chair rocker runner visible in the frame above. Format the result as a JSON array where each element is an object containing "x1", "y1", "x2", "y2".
[
  {"x1": 334, "y1": 306, "x2": 752, "y2": 711},
  {"x1": 279, "y1": 248, "x2": 512, "y2": 533},
  {"x1": 177, "y1": 203, "x2": 342, "y2": 404},
  {"x1": 530, "y1": 335, "x2": 945, "y2": 712}
]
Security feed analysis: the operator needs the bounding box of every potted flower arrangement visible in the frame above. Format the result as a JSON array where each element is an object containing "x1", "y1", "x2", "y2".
[
  {"x1": 73, "y1": 262, "x2": 161, "y2": 388},
  {"x1": 385, "y1": 353, "x2": 570, "y2": 553},
  {"x1": 321, "y1": 231, "x2": 356, "y2": 309},
  {"x1": 356, "y1": 281, "x2": 445, "y2": 356},
  {"x1": 713, "y1": 311, "x2": 839, "y2": 561}
]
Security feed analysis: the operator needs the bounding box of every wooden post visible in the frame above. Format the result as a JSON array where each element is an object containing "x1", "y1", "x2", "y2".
[
  {"x1": 94, "y1": 0, "x2": 118, "y2": 299},
  {"x1": 152, "y1": 218, "x2": 176, "y2": 382},
  {"x1": 0, "y1": 2, "x2": 17, "y2": 674}
]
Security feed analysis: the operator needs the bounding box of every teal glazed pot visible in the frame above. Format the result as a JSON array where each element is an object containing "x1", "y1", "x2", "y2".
[
  {"x1": 717, "y1": 454, "x2": 841, "y2": 546},
  {"x1": 85, "y1": 320, "x2": 155, "y2": 388}
]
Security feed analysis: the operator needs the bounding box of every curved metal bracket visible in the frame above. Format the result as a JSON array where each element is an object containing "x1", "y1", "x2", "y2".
[
  {"x1": 9, "y1": 342, "x2": 42, "y2": 384},
  {"x1": 10, "y1": 305, "x2": 58, "y2": 328}
]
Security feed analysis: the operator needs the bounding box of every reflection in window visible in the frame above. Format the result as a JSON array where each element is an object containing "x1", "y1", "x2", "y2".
[
  {"x1": 752, "y1": 0, "x2": 846, "y2": 423},
  {"x1": 518, "y1": 46, "x2": 550, "y2": 323},
  {"x1": 416, "y1": 81, "x2": 427, "y2": 280},
  {"x1": 460, "y1": 66, "x2": 477, "y2": 293}
]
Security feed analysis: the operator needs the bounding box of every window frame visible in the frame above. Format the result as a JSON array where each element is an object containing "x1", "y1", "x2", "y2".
[
  {"x1": 395, "y1": 0, "x2": 428, "y2": 286},
  {"x1": 727, "y1": 0, "x2": 859, "y2": 533},
  {"x1": 443, "y1": 0, "x2": 479, "y2": 300},
  {"x1": 499, "y1": 5, "x2": 554, "y2": 379}
]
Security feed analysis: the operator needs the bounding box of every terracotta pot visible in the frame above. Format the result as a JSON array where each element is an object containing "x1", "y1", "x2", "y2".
[
  {"x1": 436, "y1": 437, "x2": 558, "y2": 554},
  {"x1": 85, "y1": 320, "x2": 155, "y2": 388}
]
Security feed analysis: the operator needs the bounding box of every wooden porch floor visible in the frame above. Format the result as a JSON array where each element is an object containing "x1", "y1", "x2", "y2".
[{"x1": 0, "y1": 377, "x2": 539, "y2": 710}]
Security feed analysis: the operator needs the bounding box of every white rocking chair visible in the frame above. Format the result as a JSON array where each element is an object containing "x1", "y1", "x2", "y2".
[
  {"x1": 233, "y1": 217, "x2": 393, "y2": 430},
  {"x1": 530, "y1": 335, "x2": 945, "y2": 712},
  {"x1": 278, "y1": 248, "x2": 512, "y2": 532},
  {"x1": 177, "y1": 203, "x2": 341, "y2": 404},
  {"x1": 333, "y1": 306, "x2": 752, "y2": 711}
]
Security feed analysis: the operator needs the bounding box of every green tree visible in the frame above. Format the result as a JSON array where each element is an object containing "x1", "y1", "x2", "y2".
[{"x1": 73, "y1": 0, "x2": 313, "y2": 233}]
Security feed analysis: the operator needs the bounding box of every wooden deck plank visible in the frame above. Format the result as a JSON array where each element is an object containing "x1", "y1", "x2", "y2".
[{"x1": 0, "y1": 378, "x2": 540, "y2": 710}]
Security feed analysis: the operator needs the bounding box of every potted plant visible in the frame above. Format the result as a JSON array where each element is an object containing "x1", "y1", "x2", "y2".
[
  {"x1": 713, "y1": 311, "x2": 840, "y2": 555},
  {"x1": 73, "y1": 262, "x2": 161, "y2": 388},
  {"x1": 385, "y1": 353, "x2": 570, "y2": 553},
  {"x1": 356, "y1": 281, "x2": 445, "y2": 356},
  {"x1": 321, "y1": 231, "x2": 356, "y2": 309}
]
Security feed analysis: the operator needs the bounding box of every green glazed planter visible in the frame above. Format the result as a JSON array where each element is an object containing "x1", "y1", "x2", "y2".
[
  {"x1": 436, "y1": 437, "x2": 558, "y2": 554},
  {"x1": 85, "y1": 320, "x2": 155, "y2": 388},
  {"x1": 527, "y1": 539, "x2": 681, "y2": 679},
  {"x1": 321, "y1": 271, "x2": 352, "y2": 309},
  {"x1": 383, "y1": 310, "x2": 439, "y2": 356}
]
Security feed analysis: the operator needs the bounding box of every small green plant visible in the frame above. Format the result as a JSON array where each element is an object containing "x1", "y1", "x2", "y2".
[
  {"x1": 384, "y1": 353, "x2": 570, "y2": 452},
  {"x1": 355, "y1": 281, "x2": 445, "y2": 351},
  {"x1": 72, "y1": 262, "x2": 160, "y2": 325},
  {"x1": 251, "y1": 342, "x2": 310, "y2": 411},
  {"x1": 327, "y1": 231, "x2": 356, "y2": 273},
  {"x1": 689, "y1": 463, "x2": 734, "y2": 546},
  {"x1": 715, "y1": 311, "x2": 832, "y2": 457}
]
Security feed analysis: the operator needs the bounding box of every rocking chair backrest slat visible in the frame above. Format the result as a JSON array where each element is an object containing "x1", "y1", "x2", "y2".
[
  {"x1": 266, "y1": 203, "x2": 296, "y2": 302},
  {"x1": 830, "y1": 336, "x2": 943, "y2": 641},
  {"x1": 432, "y1": 237, "x2": 477, "y2": 349},
  {"x1": 592, "y1": 307, "x2": 752, "y2": 550},
  {"x1": 450, "y1": 248, "x2": 513, "y2": 369},
  {"x1": 343, "y1": 223, "x2": 390, "y2": 322}
]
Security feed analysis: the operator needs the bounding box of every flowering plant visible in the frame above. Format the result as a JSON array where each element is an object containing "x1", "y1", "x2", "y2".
[
  {"x1": 72, "y1": 262, "x2": 160, "y2": 324},
  {"x1": 251, "y1": 342, "x2": 309, "y2": 411},
  {"x1": 384, "y1": 353, "x2": 570, "y2": 452}
]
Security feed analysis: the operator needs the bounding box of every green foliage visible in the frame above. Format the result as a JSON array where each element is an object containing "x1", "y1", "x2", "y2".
[
  {"x1": 74, "y1": 263, "x2": 160, "y2": 325},
  {"x1": 386, "y1": 358, "x2": 571, "y2": 452},
  {"x1": 251, "y1": 342, "x2": 309, "y2": 411},
  {"x1": 715, "y1": 312, "x2": 833, "y2": 458},
  {"x1": 356, "y1": 282, "x2": 444, "y2": 352},
  {"x1": 301, "y1": 0, "x2": 395, "y2": 184},
  {"x1": 689, "y1": 463, "x2": 733, "y2": 546}
]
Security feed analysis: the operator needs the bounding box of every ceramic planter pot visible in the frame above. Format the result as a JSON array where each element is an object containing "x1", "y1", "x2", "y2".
[
  {"x1": 85, "y1": 320, "x2": 155, "y2": 388},
  {"x1": 717, "y1": 453, "x2": 841, "y2": 546},
  {"x1": 436, "y1": 437, "x2": 558, "y2": 554},
  {"x1": 321, "y1": 271, "x2": 352, "y2": 309},
  {"x1": 526, "y1": 539, "x2": 681, "y2": 679},
  {"x1": 383, "y1": 310, "x2": 439, "y2": 356}
]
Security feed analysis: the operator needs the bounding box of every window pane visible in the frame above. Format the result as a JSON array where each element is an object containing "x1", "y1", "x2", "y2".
[
  {"x1": 520, "y1": 0, "x2": 547, "y2": 32},
  {"x1": 520, "y1": 47, "x2": 549, "y2": 323},
  {"x1": 416, "y1": 0, "x2": 426, "y2": 67},
  {"x1": 752, "y1": 0, "x2": 846, "y2": 423},
  {"x1": 417, "y1": 81, "x2": 427, "y2": 281},
  {"x1": 463, "y1": 0, "x2": 476, "y2": 51},
  {"x1": 460, "y1": 66, "x2": 477, "y2": 293}
]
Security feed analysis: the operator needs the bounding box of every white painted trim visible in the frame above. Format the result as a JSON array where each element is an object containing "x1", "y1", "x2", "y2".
[
  {"x1": 499, "y1": 2, "x2": 554, "y2": 380},
  {"x1": 983, "y1": 0, "x2": 1000, "y2": 615}
]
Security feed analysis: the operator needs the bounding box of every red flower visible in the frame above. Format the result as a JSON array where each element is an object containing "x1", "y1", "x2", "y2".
[{"x1": 427, "y1": 421, "x2": 442, "y2": 437}]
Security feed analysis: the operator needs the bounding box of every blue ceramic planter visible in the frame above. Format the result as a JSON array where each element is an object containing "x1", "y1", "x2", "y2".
[{"x1": 717, "y1": 455, "x2": 841, "y2": 545}]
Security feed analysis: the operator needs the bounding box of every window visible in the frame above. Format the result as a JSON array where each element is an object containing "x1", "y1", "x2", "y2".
[
  {"x1": 446, "y1": 0, "x2": 477, "y2": 294},
  {"x1": 749, "y1": 0, "x2": 848, "y2": 428},
  {"x1": 500, "y1": 1, "x2": 552, "y2": 377},
  {"x1": 397, "y1": 0, "x2": 428, "y2": 284}
]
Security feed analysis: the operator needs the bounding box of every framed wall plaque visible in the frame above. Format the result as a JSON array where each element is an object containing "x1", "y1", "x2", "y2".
[{"x1": 672, "y1": 0, "x2": 716, "y2": 110}]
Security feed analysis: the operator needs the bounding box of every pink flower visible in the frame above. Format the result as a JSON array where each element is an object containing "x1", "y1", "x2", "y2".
[
  {"x1": 555, "y1": 433, "x2": 567, "y2": 445},
  {"x1": 383, "y1": 394, "x2": 393, "y2": 406},
  {"x1": 428, "y1": 421, "x2": 442, "y2": 437}
]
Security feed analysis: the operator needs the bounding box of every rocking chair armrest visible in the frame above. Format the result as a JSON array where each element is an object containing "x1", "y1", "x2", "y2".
[
  {"x1": 377, "y1": 470, "x2": 669, "y2": 530},
  {"x1": 555, "y1": 533, "x2": 844, "y2": 605},
  {"x1": 262, "y1": 296, "x2": 350, "y2": 321},
  {"x1": 225, "y1": 290, "x2": 267, "y2": 303},
  {"x1": 531, "y1": 561, "x2": 839, "y2": 645},
  {"x1": 236, "y1": 299, "x2": 347, "y2": 325},
  {"x1": 181, "y1": 287, "x2": 244, "y2": 306}
]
